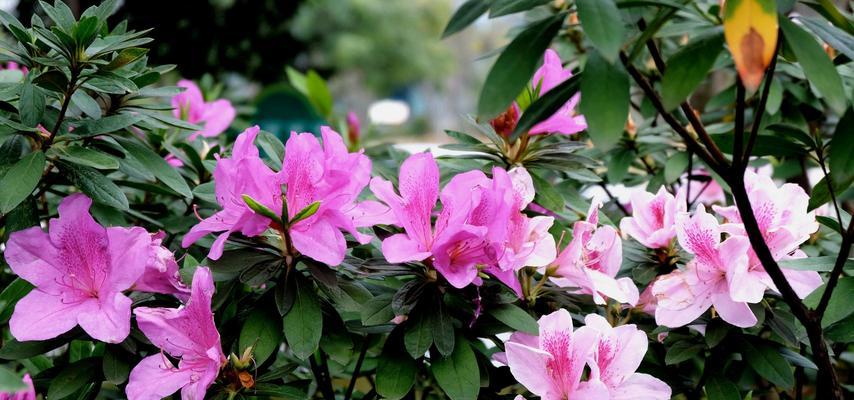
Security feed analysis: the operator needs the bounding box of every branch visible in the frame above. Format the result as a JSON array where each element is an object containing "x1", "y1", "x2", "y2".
[
  {"x1": 345, "y1": 338, "x2": 370, "y2": 400},
  {"x1": 732, "y1": 78, "x2": 746, "y2": 167},
  {"x1": 619, "y1": 52, "x2": 724, "y2": 175},
  {"x1": 637, "y1": 19, "x2": 728, "y2": 166},
  {"x1": 816, "y1": 217, "x2": 854, "y2": 316}
]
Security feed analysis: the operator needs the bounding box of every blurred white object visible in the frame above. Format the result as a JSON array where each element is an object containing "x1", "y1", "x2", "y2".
[
  {"x1": 0, "y1": 0, "x2": 18, "y2": 12},
  {"x1": 368, "y1": 99, "x2": 410, "y2": 125}
]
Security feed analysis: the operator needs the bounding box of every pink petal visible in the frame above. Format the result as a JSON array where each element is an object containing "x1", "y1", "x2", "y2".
[
  {"x1": 4, "y1": 226, "x2": 63, "y2": 289},
  {"x1": 126, "y1": 355, "x2": 193, "y2": 400},
  {"x1": 711, "y1": 292, "x2": 757, "y2": 328},
  {"x1": 290, "y1": 219, "x2": 347, "y2": 266},
  {"x1": 505, "y1": 341, "x2": 552, "y2": 398},
  {"x1": 380, "y1": 234, "x2": 432, "y2": 264},
  {"x1": 172, "y1": 80, "x2": 204, "y2": 121},
  {"x1": 106, "y1": 226, "x2": 150, "y2": 291},
  {"x1": 9, "y1": 290, "x2": 94, "y2": 341},
  {"x1": 609, "y1": 373, "x2": 672, "y2": 400},
  {"x1": 77, "y1": 292, "x2": 133, "y2": 343},
  {"x1": 198, "y1": 99, "x2": 235, "y2": 138}
]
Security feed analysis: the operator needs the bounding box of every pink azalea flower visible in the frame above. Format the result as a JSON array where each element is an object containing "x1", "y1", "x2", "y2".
[
  {"x1": 504, "y1": 309, "x2": 608, "y2": 399},
  {"x1": 584, "y1": 314, "x2": 672, "y2": 399},
  {"x1": 528, "y1": 49, "x2": 587, "y2": 135},
  {"x1": 346, "y1": 111, "x2": 361, "y2": 145},
  {"x1": 619, "y1": 186, "x2": 684, "y2": 249},
  {"x1": 182, "y1": 126, "x2": 281, "y2": 260},
  {"x1": 172, "y1": 79, "x2": 236, "y2": 141},
  {"x1": 135, "y1": 232, "x2": 191, "y2": 301},
  {"x1": 652, "y1": 205, "x2": 758, "y2": 328},
  {"x1": 497, "y1": 168, "x2": 557, "y2": 275},
  {"x1": 183, "y1": 126, "x2": 388, "y2": 265},
  {"x1": 372, "y1": 153, "x2": 529, "y2": 290},
  {"x1": 0, "y1": 374, "x2": 35, "y2": 400},
  {"x1": 677, "y1": 169, "x2": 725, "y2": 206},
  {"x1": 4, "y1": 194, "x2": 150, "y2": 343},
  {"x1": 126, "y1": 267, "x2": 225, "y2": 400},
  {"x1": 550, "y1": 201, "x2": 639, "y2": 306}
]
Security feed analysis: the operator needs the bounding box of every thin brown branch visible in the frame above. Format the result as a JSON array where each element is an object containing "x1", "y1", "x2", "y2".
[
  {"x1": 619, "y1": 52, "x2": 723, "y2": 174},
  {"x1": 742, "y1": 37, "x2": 781, "y2": 166},
  {"x1": 733, "y1": 78, "x2": 746, "y2": 167}
]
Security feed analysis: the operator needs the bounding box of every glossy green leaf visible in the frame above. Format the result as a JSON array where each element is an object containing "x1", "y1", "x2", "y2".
[
  {"x1": 478, "y1": 14, "x2": 564, "y2": 118},
  {"x1": 0, "y1": 367, "x2": 26, "y2": 392},
  {"x1": 282, "y1": 279, "x2": 322, "y2": 360},
  {"x1": 489, "y1": 304, "x2": 538, "y2": 334},
  {"x1": 779, "y1": 17, "x2": 847, "y2": 114},
  {"x1": 828, "y1": 109, "x2": 854, "y2": 184},
  {"x1": 48, "y1": 358, "x2": 100, "y2": 399},
  {"x1": 661, "y1": 31, "x2": 724, "y2": 110},
  {"x1": 102, "y1": 345, "x2": 131, "y2": 385},
  {"x1": 18, "y1": 82, "x2": 45, "y2": 127},
  {"x1": 57, "y1": 160, "x2": 129, "y2": 210},
  {"x1": 705, "y1": 375, "x2": 741, "y2": 400},
  {"x1": 116, "y1": 137, "x2": 192, "y2": 198},
  {"x1": 738, "y1": 338, "x2": 794, "y2": 389},
  {"x1": 664, "y1": 151, "x2": 690, "y2": 183},
  {"x1": 443, "y1": 0, "x2": 490, "y2": 38},
  {"x1": 50, "y1": 144, "x2": 118, "y2": 170},
  {"x1": 360, "y1": 294, "x2": 394, "y2": 326},
  {"x1": 576, "y1": 0, "x2": 626, "y2": 62},
  {"x1": 404, "y1": 312, "x2": 433, "y2": 359},
  {"x1": 290, "y1": 200, "x2": 320, "y2": 225},
  {"x1": 240, "y1": 308, "x2": 283, "y2": 365},
  {"x1": 580, "y1": 49, "x2": 629, "y2": 150},
  {"x1": 0, "y1": 151, "x2": 44, "y2": 214},
  {"x1": 0, "y1": 279, "x2": 32, "y2": 324},
  {"x1": 432, "y1": 339, "x2": 480, "y2": 400},
  {"x1": 376, "y1": 343, "x2": 417, "y2": 399},
  {"x1": 511, "y1": 73, "x2": 581, "y2": 141},
  {"x1": 489, "y1": 0, "x2": 550, "y2": 17}
]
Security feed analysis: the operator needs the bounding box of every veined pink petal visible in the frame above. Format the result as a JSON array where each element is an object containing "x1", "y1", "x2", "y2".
[
  {"x1": 9, "y1": 290, "x2": 94, "y2": 341},
  {"x1": 711, "y1": 291, "x2": 757, "y2": 328},
  {"x1": 126, "y1": 355, "x2": 195, "y2": 400},
  {"x1": 609, "y1": 373, "x2": 672, "y2": 400},
  {"x1": 77, "y1": 292, "x2": 133, "y2": 343},
  {"x1": 290, "y1": 219, "x2": 347, "y2": 266},
  {"x1": 380, "y1": 234, "x2": 432, "y2": 264}
]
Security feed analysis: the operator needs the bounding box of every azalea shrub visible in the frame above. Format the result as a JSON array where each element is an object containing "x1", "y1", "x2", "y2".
[{"x1": 0, "y1": 0, "x2": 853, "y2": 399}]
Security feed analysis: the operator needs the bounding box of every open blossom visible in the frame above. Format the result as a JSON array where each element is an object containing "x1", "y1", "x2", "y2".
[
  {"x1": 584, "y1": 314, "x2": 671, "y2": 399},
  {"x1": 183, "y1": 125, "x2": 388, "y2": 265},
  {"x1": 135, "y1": 231, "x2": 191, "y2": 301},
  {"x1": 0, "y1": 374, "x2": 35, "y2": 400},
  {"x1": 172, "y1": 79, "x2": 236, "y2": 141},
  {"x1": 504, "y1": 309, "x2": 607, "y2": 399},
  {"x1": 653, "y1": 205, "x2": 758, "y2": 328},
  {"x1": 619, "y1": 186, "x2": 684, "y2": 249},
  {"x1": 4, "y1": 194, "x2": 150, "y2": 343},
  {"x1": 550, "y1": 201, "x2": 639, "y2": 306},
  {"x1": 127, "y1": 267, "x2": 225, "y2": 400},
  {"x1": 528, "y1": 49, "x2": 587, "y2": 135},
  {"x1": 372, "y1": 152, "x2": 541, "y2": 291}
]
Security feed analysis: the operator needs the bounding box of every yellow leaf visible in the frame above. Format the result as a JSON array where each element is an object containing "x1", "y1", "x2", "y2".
[{"x1": 723, "y1": 0, "x2": 778, "y2": 91}]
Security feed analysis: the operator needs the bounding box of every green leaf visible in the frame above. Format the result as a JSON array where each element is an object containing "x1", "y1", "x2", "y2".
[
  {"x1": 489, "y1": 0, "x2": 550, "y2": 18},
  {"x1": 738, "y1": 338, "x2": 794, "y2": 389},
  {"x1": 305, "y1": 70, "x2": 332, "y2": 118},
  {"x1": 116, "y1": 137, "x2": 192, "y2": 198},
  {"x1": 404, "y1": 312, "x2": 433, "y2": 359},
  {"x1": 282, "y1": 278, "x2": 322, "y2": 360},
  {"x1": 705, "y1": 375, "x2": 741, "y2": 400},
  {"x1": 0, "y1": 366, "x2": 25, "y2": 391},
  {"x1": 779, "y1": 256, "x2": 854, "y2": 273},
  {"x1": 240, "y1": 308, "x2": 283, "y2": 366},
  {"x1": 576, "y1": 0, "x2": 626, "y2": 62},
  {"x1": 73, "y1": 16, "x2": 100, "y2": 47},
  {"x1": 779, "y1": 17, "x2": 847, "y2": 114},
  {"x1": 71, "y1": 91, "x2": 102, "y2": 119},
  {"x1": 360, "y1": 294, "x2": 394, "y2": 326},
  {"x1": 33, "y1": 70, "x2": 69, "y2": 93},
  {"x1": 511, "y1": 73, "x2": 581, "y2": 141},
  {"x1": 580, "y1": 49, "x2": 629, "y2": 150},
  {"x1": 257, "y1": 130, "x2": 284, "y2": 168},
  {"x1": 48, "y1": 358, "x2": 100, "y2": 400},
  {"x1": 105, "y1": 47, "x2": 148, "y2": 70},
  {"x1": 57, "y1": 160, "x2": 129, "y2": 210},
  {"x1": 442, "y1": 0, "x2": 490, "y2": 38},
  {"x1": 19, "y1": 82, "x2": 45, "y2": 127},
  {"x1": 433, "y1": 300, "x2": 455, "y2": 357},
  {"x1": 665, "y1": 340, "x2": 703, "y2": 365},
  {"x1": 0, "y1": 151, "x2": 44, "y2": 214},
  {"x1": 290, "y1": 200, "x2": 320, "y2": 225},
  {"x1": 530, "y1": 170, "x2": 564, "y2": 211},
  {"x1": 432, "y1": 339, "x2": 480, "y2": 400},
  {"x1": 489, "y1": 304, "x2": 538, "y2": 334},
  {"x1": 664, "y1": 152, "x2": 690, "y2": 183},
  {"x1": 607, "y1": 147, "x2": 634, "y2": 183},
  {"x1": 661, "y1": 31, "x2": 724, "y2": 110},
  {"x1": 73, "y1": 113, "x2": 143, "y2": 136},
  {"x1": 376, "y1": 342, "x2": 417, "y2": 399},
  {"x1": 828, "y1": 109, "x2": 854, "y2": 184},
  {"x1": 242, "y1": 194, "x2": 282, "y2": 223},
  {"x1": 478, "y1": 14, "x2": 564, "y2": 118},
  {"x1": 799, "y1": 17, "x2": 854, "y2": 61},
  {"x1": 0, "y1": 278, "x2": 32, "y2": 324},
  {"x1": 50, "y1": 144, "x2": 118, "y2": 170},
  {"x1": 808, "y1": 175, "x2": 853, "y2": 212},
  {"x1": 804, "y1": 277, "x2": 854, "y2": 327},
  {"x1": 102, "y1": 345, "x2": 131, "y2": 385}
]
